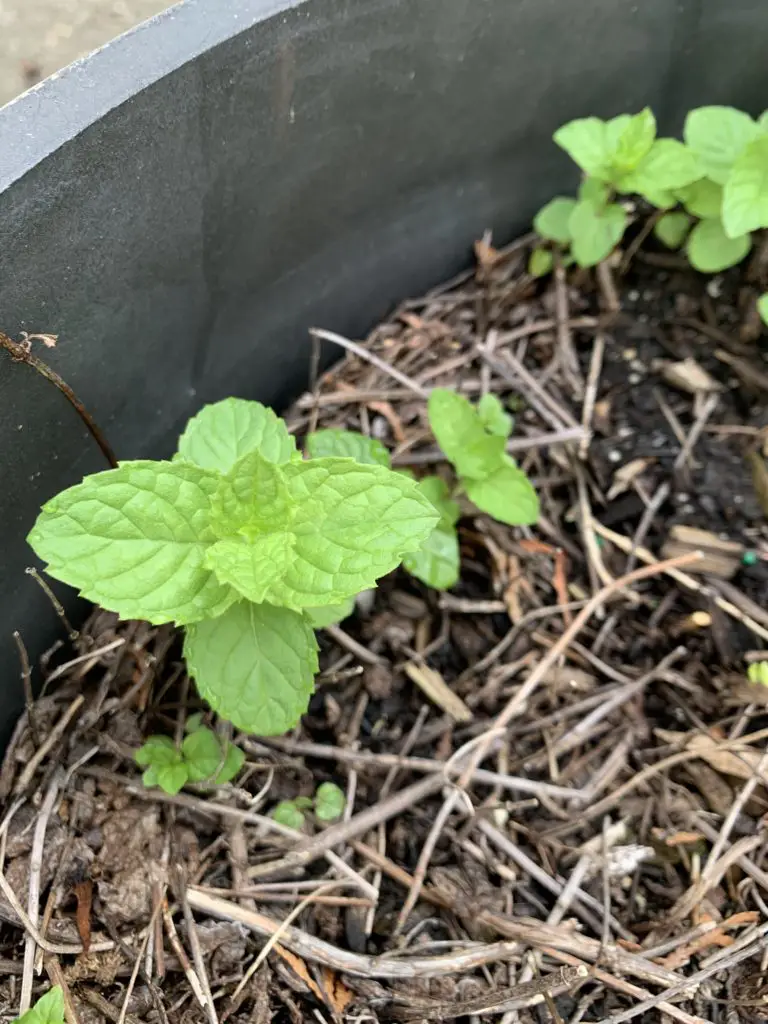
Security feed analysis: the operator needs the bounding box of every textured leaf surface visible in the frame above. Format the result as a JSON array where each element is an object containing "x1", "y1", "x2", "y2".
[
  {"x1": 465, "y1": 458, "x2": 540, "y2": 526},
  {"x1": 477, "y1": 393, "x2": 513, "y2": 438},
  {"x1": 211, "y1": 451, "x2": 291, "y2": 536},
  {"x1": 722, "y1": 136, "x2": 768, "y2": 237},
  {"x1": 182, "y1": 727, "x2": 225, "y2": 782},
  {"x1": 185, "y1": 601, "x2": 318, "y2": 734},
  {"x1": 619, "y1": 139, "x2": 700, "y2": 199},
  {"x1": 263, "y1": 460, "x2": 438, "y2": 608},
  {"x1": 428, "y1": 389, "x2": 505, "y2": 479},
  {"x1": 28, "y1": 461, "x2": 234, "y2": 625},
  {"x1": 533, "y1": 197, "x2": 576, "y2": 244},
  {"x1": 553, "y1": 118, "x2": 610, "y2": 178},
  {"x1": 306, "y1": 429, "x2": 391, "y2": 467},
  {"x1": 569, "y1": 200, "x2": 627, "y2": 267},
  {"x1": 215, "y1": 742, "x2": 245, "y2": 784},
  {"x1": 177, "y1": 397, "x2": 297, "y2": 472},
  {"x1": 654, "y1": 211, "x2": 692, "y2": 249},
  {"x1": 607, "y1": 108, "x2": 656, "y2": 172},
  {"x1": 207, "y1": 533, "x2": 296, "y2": 604},
  {"x1": 305, "y1": 597, "x2": 356, "y2": 629},
  {"x1": 16, "y1": 988, "x2": 65, "y2": 1024},
  {"x1": 155, "y1": 762, "x2": 188, "y2": 795},
  {"x1": 684, "y1": 106, "x2": 758, "y2": 184},
  {"x1": 314, "y1": 782, "x2": 346, "y2": 822},
  {"x1": 135, "y1": 735, "x2": 177, "y2": 767},
  {"x1": 686, "y1": 219, "x2": 751, "y2": 272},
  {"x1": 272, "y1": 801, "x2": 305, "y2": 829},
  {"x1": 403, "y1": 476, "x2": 460, "y2": 590}
]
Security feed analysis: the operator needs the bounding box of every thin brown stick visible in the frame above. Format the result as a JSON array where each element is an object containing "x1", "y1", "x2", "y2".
[
  {"x1": 309, "y1": 328, "x2": 428, "y2": 398},
  {"x1": 45, "y1": 958, "x2": 81, "y2": 1024},
  {"x1": 21, "y1": 774, "x2": 61, "y2": 1012},
  {"x1": 15, "y1": 696, "x2": 85, "y2": 793},
  {"x1": 579, "y1": 332, "x2": 604, "y2": 458}
]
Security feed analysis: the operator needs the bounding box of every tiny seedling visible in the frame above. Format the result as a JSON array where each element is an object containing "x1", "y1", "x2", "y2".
[
  {"x1": 29, "y1": 397, "x2": 438, "y2": 737},
  {"x1": 135, "y1": 717, "x2": 245, "y2": 795},
  {"x1": 271, "y1": 781, "x2": 346, "y2": 829},
  {"x1": 747, "y1": 661, "x2": 768, "y2": 686},
  {"x1": 13, "y1": 987, "x2": 65, "y2": 1024}
]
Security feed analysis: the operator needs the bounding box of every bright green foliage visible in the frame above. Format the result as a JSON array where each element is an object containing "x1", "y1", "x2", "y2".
[
  {"x1": 305, "y1": 597, "x2": 356, "y2": 629},
  {"x1": 477, "y1": 393, "x2": 514, "y2": 438},
  {"x1": 578, "y1": 177, "x2": 611, "y2": 205},
  {"x1": 314, "y1": 782, "x2": 346, "y2": 822},
  {"x1": 684, "y1": 106, "x2": 759, "y2": 185},
  {"x1": 14, "y1": 988, "x2": 65, "y2": 1024},
  {"x1": 569, "y1": 199, "x2": 627, "y2": 267},
  {"x1": 533, "y1": 198, "x2": 576, "y2": 244},
  {"x1": 528, "y1": 247, "x2": 554, "y2": 277},
  {"x1": 758, "y1": 293, "x2": 768, "y2": 326},
  {"x1": 747, "y1": 661, "x2": 768, "y2": 686},
  {"x1": 403, "y1": 476, "x2": 461, "y2": 590},
  {"x1": 686, "y1": 218, "x2": 751, "y2": 273},
  {"x1": 617, "y1": 139, "x2": 700, "y2": 200},
  {"x1": 135, "y1": 723, "x2": 245, "y2": 795},
  {"x1": 677, "y1": 178, "x2": 723, "y2": 219},
  {"x1": 272, "y1": 800, "x2": 306, "y2": 830},
  {"x1": 29, "y1": 398, "x2": 436, "y2": 738},
  {"x1": 722, "y1": 135, "x2": 768, "y2": 237},
  {"x1": 428, "y1": 389, "x2": 539, "y2": 527},
  {"x1": 654, "y1": 211, "x2": 692, "y2": 249},
  {"x1": 306, "y1": 428, "x2": 391, "y2": 467}
]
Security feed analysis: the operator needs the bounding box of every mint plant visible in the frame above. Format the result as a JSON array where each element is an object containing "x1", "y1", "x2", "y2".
[
  {"x1": 748, "y1": 661, "x2": 768, "y2": 686},
  {"x1": 135, "y1": 717, "x2": 245, "y2": 795},
  {"x1": 271, "y1": 781, "x2": 346, "y2": 829},
  {"x1": 13, "y1": 988, "x2": 64, "y2": 1024},
  {"x1": 28, "y1": 398, "x2": 437, "y2": 737}
]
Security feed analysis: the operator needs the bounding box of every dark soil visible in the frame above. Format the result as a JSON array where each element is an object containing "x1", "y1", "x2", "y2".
[{"x1": 2, "y1": 222, "x2": 768, "y2": 1024}]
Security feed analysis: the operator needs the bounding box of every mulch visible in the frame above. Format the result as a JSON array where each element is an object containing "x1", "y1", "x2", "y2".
[{"x1": 2, "y1": 222, "x2": 768, "y2": 1024}]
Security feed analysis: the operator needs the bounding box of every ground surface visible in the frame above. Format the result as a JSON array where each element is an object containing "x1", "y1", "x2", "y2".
[{"x1": 0, "y1": 0, "x2": 173, "y2": 108}]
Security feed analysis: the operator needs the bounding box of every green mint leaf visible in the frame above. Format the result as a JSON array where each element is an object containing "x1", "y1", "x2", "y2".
[
  {"x1": 272, "y1": 801, "x2": 305, "y2": 830},
  {"x1": 533, "y1": 198, "x2": 576, "y2": 244},
  {"x1": 305, "y1": 597, "x2": 356, "y2": 629},
  {"x1": 607, "y1": 108, "x2": 656, "y2": 172},
  {"x1": 16, "y1": 988, "x2": 65, "y2": 1024},
  {"x1": 207, "y1": 533, "x2": 296, "y2": 604},
  {"x1": 314, "y1": 781, "x2": 346, "y2": 822},
  {"x1": 686, "y1": 218, "x2": 751, "y2": 272},
  {"x1": 185, "y1": 601, "x2": 318, "y2": 735},
  {"x1": 568, "y1": 199, "x2": 626, "y2": 268},
  {"x1": 403, "y1": 520, "x2": 459, "y2": 590},
  {"x1": 477, "y1": 393, "x2": 513, "y2": 438},
  {"x1": 464, "y1": 457, "x2": 539, "y2": 526},
  {"x1": 135, "y1": 735, "x2": 178, "y2": 768},
  {"x1": 294, "y1": 796, "x2": 314, "y2": 810},
  {"x1": 182, "y1": 726, "x2": 225, "y2": 782},
  {"x1": 654, "y1": 211, "x2": 692, "y2": 249},
  {"x1": 306, "y1": 429, "x2": 391, "y2": 467},
  {"x1": 184, "y1": 712, "x2": 204, "y2": 734},
  {"x1": 263, "y1": 460, "x2": 438, "y2": 608},
  {"x1": 618, "y1": 139, "x2": 700, "y2": 200},
  {"x1": 416, "y1": 476, "x2": 460, "y2": 526},
  {"x1": 553, "y1": 118, "x2": 610, "y2": 179},
  {"x1": 156, "y1": 761, "x2": 189, "y2": 796},
  {"x1": 28, "y1": 461, "x2": 235, "y2": 625},
  {"x1": 684, "y1": 106, "x2": 758, "y2": 184},
  {"x1": 578, "y1": 177, "x2": 610, "y2": 205},
  {"x1": 428, "y1": 389, "x2": 505, "y2": 480},
  {"x1": 216, "y1": 742, "x2": 245, "y2": 784},
  {"x1": 211, "y1": 451, "x2": 291, "y2": 537},
  {"x1": 676, "y1": 178, "x2": 723, "y2": 219},
  {"x1": 722, "y1": 135, "x2": 768, "y2": 238},
  {"x1": 528, "y1": 247, "x2": 554, "y2": 277},
  {"x1": 177, "y1": 397, "x2": 297, "y2": 472},
  {"x1": 759, "y1": 111, "x2": 768, "y2": 133},
  {"x1": 758, "y1": 294, "x2": 768, "y2": 327}
]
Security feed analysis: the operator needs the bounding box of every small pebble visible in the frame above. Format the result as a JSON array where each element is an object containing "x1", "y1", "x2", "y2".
[{"x1": 607, "y1": 449, "x2": 623, "y2": 463}]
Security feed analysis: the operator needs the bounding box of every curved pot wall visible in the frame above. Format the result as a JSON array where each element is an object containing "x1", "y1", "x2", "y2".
[{"x1": 0, "y1": 0, "x2": 764, "y2": 734}]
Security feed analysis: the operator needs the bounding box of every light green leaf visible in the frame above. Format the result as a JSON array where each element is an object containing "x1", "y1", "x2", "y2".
[
  {"x1": 533, "y1": 197, "x2": 577, "y2": 244},
  {"x1": 477, "y1": 393, "x2": 513, "y2": 439},
  {"x1": 211, "y1": 451, "x2": 291, "y2": 537},
  {"x1": 305, "y1": 597, "x2": 356, "y2": 629},
  {"x1": 264, "y1": 460, "x2": 438, "y2": 608},
  {"x1": 185, "y1": 712, "x2": 204, "y2": 734},
  {"x1": 142, "y1": 767, "x2": 159, "y2": 788},
  {"x1": 686, "y1": 218, "x2": 751, "y2": 272},
  {"x1": 207, "y1": 532, "x2": 296, "y2": 604},
  {"x1": 553, "y1": 118, "x2": 610, "y2": 179},
  {"x1": 654, "y1": 211, "x2": 692, "y2": 249},
  {"x1": 722, "y1": 135, "x2": 768, "y2": 237},
  {"x1": 403, "y1": 521, "x2": 460, "y2": 590},
  {"x1": 676, "y1": 178, "x2": 723, "y2": 219},
  {"x1": 16, "y1": 988, "x2": 66, "y2": 1024},
  {"x1": 215, "y1": 742, "x2": 245, "y2": 784},
  {"x1": 177, "y1": 397, "x2": 297, "y2": 472},
  {"x1": 135, "y1": 735, "x2": 177, "y2": 768},
  {"x1": 759, "y1": 111, "x2": 768, "y2": 133},
  {"x1": 182, "y1": 726, "x2": 225, "y2": 782},
  {"x1": 619, "y1": 139, "x2": 701, "y2": 199},
  {"x1": 28, "y1": 461, "x2": 235, "y2": 626},
  {"x1": 568, "y1": 199, "x2": 627, "y2": 267},
  {"x1": 528, "y1": 247, "x2": 554, "y2": 277},
  {"x1": 416, "y1": 476, "x2": 460, "y2": 526},
  {"x1": 578, "y1": 177, "x2": 610, "y2": 205},
  {"x1": 306, "y1": 429, "x2": 391, "y2": 467},
  {"x1": 608, "y1": 107, "x2": 656, "y2": 172},
  {"x1": 684, "y1": 106, "x2": 758, "y2": 184},
  {"x1": 758, "y1": 293, "x2": 768, "y2": 327},
  {"x1": 314, "y1": 781, "x2": 346, "y2": 822},
  {"x1": 428, "y1": 389, "x2": 505, "y2": 480},
  {"x1": 748, "y1": 661, "x2": 768, "y2": 685},
  {"x1": 156, "y1": 762, "x2": 189, "y2": 796},
  {"x1": 185, "y1": 601, "x2": 318, "y2": 734},
  {"x1": 465, "y1": 457, "x2": 539, "y2": 526},
  {"x1": 272, "y1": 801, "x2": 305, "y2": 830}
]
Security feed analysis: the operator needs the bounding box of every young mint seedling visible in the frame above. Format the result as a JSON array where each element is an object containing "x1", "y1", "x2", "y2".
[
  {"x1": 29, "y1": 396, "x2": 438, "y2": 738},
  {"x1": 135, "y1": 722, "x2": 245, "y2": 795},
  {"x1": 13, "y1": 987, "x2": 65, "y2": 1024},
  {"x1": 748, "y1": 661, "x2": 768, "y2": 686},
  {"x1": 271, "y1": 783, "x2": 346, "y2": 829}
]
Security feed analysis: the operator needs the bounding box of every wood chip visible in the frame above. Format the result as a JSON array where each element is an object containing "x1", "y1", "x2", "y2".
[
  {"x1": 403, "y1": 663, "x2": 473, "y2": 722},
  {"x1": 607, "y1": 458, "x2": 654, "y2": 500},
  {"x1": 661, "y1": 525, "x2": 743, "y2": 579},
  {"x1": 658, "y1": 357, "x2": 722, "y2": 394}
]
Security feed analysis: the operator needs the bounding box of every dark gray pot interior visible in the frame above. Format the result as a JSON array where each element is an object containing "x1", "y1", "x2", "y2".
[{"x1": 0, "y1": 0, "x2": 764, "y2": 738}]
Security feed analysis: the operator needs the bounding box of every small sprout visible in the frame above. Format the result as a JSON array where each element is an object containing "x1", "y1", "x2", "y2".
[
  {"x1": 533, "y1": 197, "x2": 576, "y2": 245},
  {"x1": 747, "y1": 661, "x2": 768, "y2": 687},
  {"x1": 528, "y1": 247, "x2": 554, "y2": 277},
  {"x1": 314, "y1": 782, "x2": 347, "y2": 822},
  {"x1": 272, "y1": 800, "x2": 306, "y2": 830},
  {"x1": 14, "y1": 987, "x2": 65, "y2": 1024},
  {"x1": 135, "y1": 723, "x2": 244, "y2": 795}
]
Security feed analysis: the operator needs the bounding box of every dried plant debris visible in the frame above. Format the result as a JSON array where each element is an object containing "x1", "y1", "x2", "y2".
[{"x1": 4, "y1": 225, "x2": 768, "y2": 1024}]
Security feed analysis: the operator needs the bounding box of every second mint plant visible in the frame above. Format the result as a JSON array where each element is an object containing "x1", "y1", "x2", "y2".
[{"x1": 28, "y1": 398, "x2": 438, "y2": 736}]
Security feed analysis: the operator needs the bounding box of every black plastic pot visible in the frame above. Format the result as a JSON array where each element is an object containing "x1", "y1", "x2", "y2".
[{"x1": 0, "y1": 0, "x2": 764, "y2": 736}]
